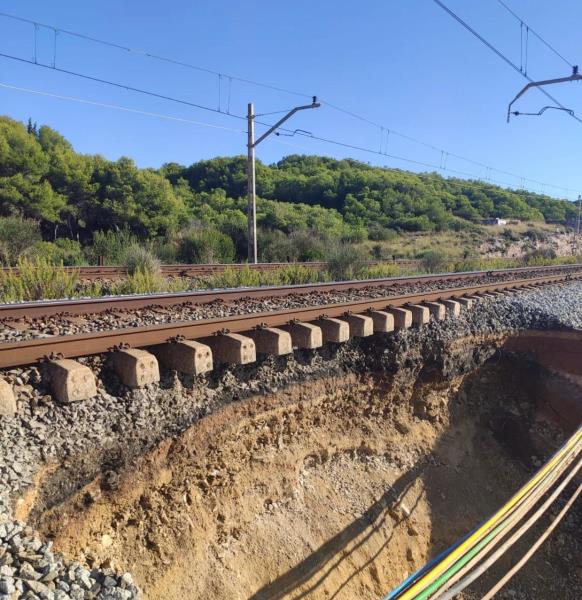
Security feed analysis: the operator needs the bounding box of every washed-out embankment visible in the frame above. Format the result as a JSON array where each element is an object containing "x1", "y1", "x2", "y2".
[{"x1": 1, "y1": 284, "x2": 582, "y2": 599}]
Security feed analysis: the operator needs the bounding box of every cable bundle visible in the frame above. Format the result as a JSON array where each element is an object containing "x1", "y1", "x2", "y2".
[{"x1": 383, "y1": 424, "x2": 582, "y2": 600}]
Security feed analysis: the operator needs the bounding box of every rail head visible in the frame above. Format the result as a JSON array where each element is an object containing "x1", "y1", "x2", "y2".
[
  {"x1": 0, "y1": 263, "x2": 580, "y2": 320},
  {"x1": 0, "y1": 273, "x2": 575, "y2": 369}
]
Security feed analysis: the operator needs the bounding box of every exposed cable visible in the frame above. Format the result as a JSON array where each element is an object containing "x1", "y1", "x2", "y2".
[
  {"x1": 428, "y1": 443, "x2": 576, "y2": 599},
  {"x1": 481, "y1": 479, "x2": 582, "y2": 600},
  {"x1": 435, "y1": 453, "x2": 582, "y2": 599},
  {"x1": 411, "y1": 441, "x2": 582, "y2": 600},
  {"x1": 432, "y1": 447, "x2": 582, "y2": 599},
  {"x1": 388, "y1": 425, "x2": 582, "y2": 599}
]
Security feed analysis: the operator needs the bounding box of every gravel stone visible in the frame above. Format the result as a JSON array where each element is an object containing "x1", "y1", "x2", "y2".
[
  {"x1": 0, "y1": 267, "x2": 576, "y2": 343},
  {"x1": 0, "y1": 279, "x2": 580, "y2": 598}
]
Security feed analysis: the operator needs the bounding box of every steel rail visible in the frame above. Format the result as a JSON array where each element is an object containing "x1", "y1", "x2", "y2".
[
  {"x1": 0, "y1": 273, "x2": 573, "y2": 369},
  {"x1": 0, "y1": 263, "x2": 580, "y2": 320},
  {"x1": 0, "y1": 259, "x2": 422, "y2": 280}
]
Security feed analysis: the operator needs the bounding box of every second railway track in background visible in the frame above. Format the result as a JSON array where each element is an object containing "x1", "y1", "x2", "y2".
[
  {"x1": 0, "y1": 259, "x2": 420, "y2": 280},
  {"x1": 0, "y1": 263, "x2": 580, "y2": 320}
]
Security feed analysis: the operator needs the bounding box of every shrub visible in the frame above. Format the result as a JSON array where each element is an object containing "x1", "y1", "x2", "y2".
[
  {"x1": 120, "y1": 244, "x2": 162, "y2": 276},
  {"x1": 394, "y1": 215, "x2": 432, "y2": 232},
  {"x1": 420, "y1": 250, "x2": 448, "y2": 273},
  {"x1": 0, "y1": 256, "x2": 79, "y2": 302},
  {"x1": 200, "y1": 263, "x2": 322, "y2": 290},
  {"x1": 275, "y1": 264, "x2": 321, "y2": 285},
  {"x1": 368, "y1": 226, "x2": 397, "y2": 242},
  {"x1": 325, "y1": 244, "x2": 369, "y2": 281},
  {"x1": 360, "y1": 263, "x2": 401, "y2": 279},
  {"x1": 289, "y1": 230, "x2": 328, "y2": 261},
  {"x1": 524, "y1": 228, "x2": 549, "y2": 243},
  {"x1": 0, "y1": 217, "x2": 42, "y2": 265},
  {"x1": 217, "y1": 214, "x2": 248, "y2": 259},
  {"x1": 204, "y1": 266, "x2": 262, "y2": 289},
  {"x1": 178, "y1": 228, "x2": 235, "y2": 264},
  {"x1": 341, "y1": 225, "x2": 368, "y2": 243},
  {"x1": 150, "y1": 240, "x2": 178, "y2": 264},
  {"x1": 89, "y1": 230, "x2": 139, "y2": 265},
  {"x1": 523, "y1": 247, "x2": 557, "y2": 265},
  {"x1": 501, "y1": 228, "x2": 519, "y2": 242},
  {"x1": 258, "y1": 229, "x2": 297, "y2": 262},
  {"x1": 24, "y1": 239, "x2": 85, "y2": 266},
  {"x1": 111, "y1": 268, "x2": 167, "y2": 295},
  {"x1": 259, "y1": 229, "x2": 329, "y2": 263}
]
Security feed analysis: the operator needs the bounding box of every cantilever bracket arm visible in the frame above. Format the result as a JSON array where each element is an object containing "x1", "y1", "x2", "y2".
[
  {"x1": 253, "y1": 97, "x2": 320, "y2": 147},
  {"x1": 507, "y1": 67, "x2": 582, "y2": 122}
]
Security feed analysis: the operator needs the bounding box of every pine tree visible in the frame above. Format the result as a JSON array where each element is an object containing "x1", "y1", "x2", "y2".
[{"x1": 26, "y1": 118, "x2": 38, "y2": 137}]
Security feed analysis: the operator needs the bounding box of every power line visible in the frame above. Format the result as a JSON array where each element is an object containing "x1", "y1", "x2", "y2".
[
  {"x1": 1, "y1": 56, "x2": 579, "y2": 201},
  {"x1": 495, "y1": 0, "x2": 574, "y2": 69},
  {"x1": 1, "y1": 48, "x2": 578, "y2": 198},
  {"x1": 0, "y1": 11, "x2": 313, "y2": 100},
  {"x1": 4, "y1": 78, "x2": 579, "y2": 203},
  {"x1": 0, "y1": 11, "x2": 576, "y2": 198},
  {"x1": 0, "y1": 82, "x2": 247, "y2": 133},
  {"x1": 0, "y1": 50, "x2": 253, "y2": 123},
  {"x1": 318, "y1": 99, "x2": 579, "y2": 194},
  {"x1": 431, "y1": 0, "x2": 582, "y2": 126}
]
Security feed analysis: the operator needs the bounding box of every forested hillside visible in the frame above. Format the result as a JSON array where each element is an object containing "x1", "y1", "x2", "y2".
[{"x1": 0, "y1": 115, "x2": 577, "y2": 264}]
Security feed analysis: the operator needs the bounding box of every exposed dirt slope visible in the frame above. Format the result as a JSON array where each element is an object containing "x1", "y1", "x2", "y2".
[{"x1": 30, "y1": 357, "x2": 582, "y2": 600}]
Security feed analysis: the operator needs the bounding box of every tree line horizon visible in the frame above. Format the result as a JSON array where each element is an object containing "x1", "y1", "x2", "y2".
[{"x1": 0, "y1": 115, "x2": 577, "y2": 264}]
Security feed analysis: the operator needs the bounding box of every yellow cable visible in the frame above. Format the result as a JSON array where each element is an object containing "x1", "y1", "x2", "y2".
[{"x1": 397, "y1": 425, "x2": 582, "y2": 600}]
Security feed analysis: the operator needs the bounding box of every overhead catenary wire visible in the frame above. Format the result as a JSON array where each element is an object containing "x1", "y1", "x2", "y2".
[
  {"x1": 496, "y1": 0, "x2": 574, "y2": 69},
  {"x1": 431, "y1": 0, "x2": 582, "y2": 126},
  {"x1": 0, "y1": 82, "x2": 247, "y2": 133},
  {"x1": 0, "y1": 11, "x2": 313, "y2": 100},
  {"x1": 3, "y1": 77, "x2": 580, "y2": 203},
  {"x1": 1, "y1": 70, "x2": 580, "y2": 202},
  {"x1": 0, "y1": 11, "x2": 579, "y2": 199},
  {"x1": 0, "y1": 50, "x2": 246, "y2": 122}
]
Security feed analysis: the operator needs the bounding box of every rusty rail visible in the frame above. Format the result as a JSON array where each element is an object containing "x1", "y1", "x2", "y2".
[
  {"x1": 0, "y1": 259, "x2": 422, "y2": 280},
  {"x1": 0, "y1": 263, "x2": 580, "y2": 320},
  {"x1": 0, "y1": 273, "x2": 574, "y2": 369}
]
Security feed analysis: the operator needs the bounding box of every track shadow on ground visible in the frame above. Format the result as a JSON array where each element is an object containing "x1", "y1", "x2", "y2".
[{"x1": 248, "y1": 463, "x2": 424, "y2": 600}]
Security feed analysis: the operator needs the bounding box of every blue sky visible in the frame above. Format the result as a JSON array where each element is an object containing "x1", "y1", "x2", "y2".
[{"x1": 0, "y1": 1, "x2": 580, "y2": 200}]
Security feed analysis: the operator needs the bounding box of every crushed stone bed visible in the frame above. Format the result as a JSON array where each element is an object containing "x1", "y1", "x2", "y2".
[
  {"x1": 0, "y1": 268, "x2": 576, "y2": 342},
  {"x1": 0, "y1": 281, "x2": 580, "y2": 599}
]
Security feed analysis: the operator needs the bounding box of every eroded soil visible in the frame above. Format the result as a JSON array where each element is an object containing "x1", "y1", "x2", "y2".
[{"x1": 25, "y1": 355, "x2": 582, "y2": 600}]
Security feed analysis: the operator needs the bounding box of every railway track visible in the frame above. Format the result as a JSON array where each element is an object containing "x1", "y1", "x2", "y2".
[
  {"x1": 0, "y1": 259, "x2": 422, "y2": 281},
  {"x1": 0, "y1": 263, "x2": 580, "y2": 320},
  {"x1": 0, "y1": 270, "x2": 576, "y2": 370}
]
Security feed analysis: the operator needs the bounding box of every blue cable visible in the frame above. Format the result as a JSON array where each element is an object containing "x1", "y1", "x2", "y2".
[{"x1": 383, "y1": 529, "x2": 474, "y2": 599}]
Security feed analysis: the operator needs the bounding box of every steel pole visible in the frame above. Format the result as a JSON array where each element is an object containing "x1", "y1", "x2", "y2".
[
  {"x1": 577, "y1": 194, "x2": 581, "y2": 256},
  {"x1": 247, "y1": 102, "x2": 257, "y2": 264}
]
